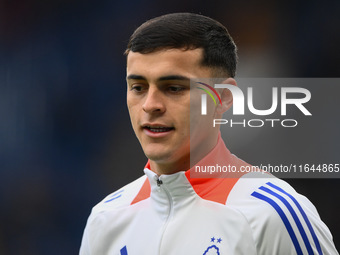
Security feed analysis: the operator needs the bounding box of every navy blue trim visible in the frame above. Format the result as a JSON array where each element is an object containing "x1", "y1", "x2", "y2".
[
  {"x1": 251, "y1": 191, "x2": 303, "y2": 255},
  {"x1": 104, "y1": 189, "x2": 124, "y2": 203},
  {"x1": 266, "y1": 182, "x2": 323, "y2": 255},
  {"x1": 260, "y1": 186, "x2": 314, "y2": 254},
  {"x1": 120, "y1": 246, "x2": 128, "y2": 255},
  {"x1": 104, "y1": 194, "x2": 122, "y2": 203}
]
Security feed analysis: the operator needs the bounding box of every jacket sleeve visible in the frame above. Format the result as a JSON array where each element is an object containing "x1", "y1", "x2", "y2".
[
  {"x1": 79, "y1": 216, "x2": 91, "y2": 255},
  {"x1": 226, "y1": 177, "x2": 338, "y2": 255},
  {"x1": 251, "y1": 192, "x2": 338, "y2": 255}
]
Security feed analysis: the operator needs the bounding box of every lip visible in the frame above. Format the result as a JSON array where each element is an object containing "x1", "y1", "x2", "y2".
[{"x1": 142, "y1": 123, "x2": 175, "y2": 138}]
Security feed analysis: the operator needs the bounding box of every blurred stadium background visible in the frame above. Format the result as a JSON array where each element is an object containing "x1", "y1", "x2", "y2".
[{"x1": 0, "y1": 0, "x2": 339, "y2": 254}]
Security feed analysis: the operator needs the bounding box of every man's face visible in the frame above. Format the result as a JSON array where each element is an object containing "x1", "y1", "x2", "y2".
[{"x1": 126, "y1": 48, "x2": 219, "y2": 172}]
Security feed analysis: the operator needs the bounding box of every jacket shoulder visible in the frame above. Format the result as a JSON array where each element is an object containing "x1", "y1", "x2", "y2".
[
  {"x1": 226, "y1": 173, "x2": 338, "y2": 254},
  {"x1": 92, "y1": 175, "x2": 148, "y2": 214}
]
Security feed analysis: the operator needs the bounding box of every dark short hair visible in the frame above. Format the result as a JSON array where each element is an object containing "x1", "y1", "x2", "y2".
[{"x1": 125, "y1": 13, "x2": 238, "y2": 77}]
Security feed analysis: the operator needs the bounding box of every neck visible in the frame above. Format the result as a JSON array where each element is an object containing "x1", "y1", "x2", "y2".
[{"x1": 149, "y1": 158, "x2": 190, "y2": 176}]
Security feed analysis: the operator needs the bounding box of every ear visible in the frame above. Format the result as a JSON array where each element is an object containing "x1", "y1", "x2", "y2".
[{"x1": 215, "y1": 78, "x2": 237, "y2": 115}]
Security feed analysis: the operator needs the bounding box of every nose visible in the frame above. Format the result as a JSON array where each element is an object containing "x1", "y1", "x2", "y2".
[{"x1": 142, "y1": 87, "x2": 166, "y2": 114}]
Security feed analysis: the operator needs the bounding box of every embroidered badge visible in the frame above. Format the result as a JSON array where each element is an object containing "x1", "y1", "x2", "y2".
[{"x1": 202, "y1": 237, "x2": 222, "y2": 254}]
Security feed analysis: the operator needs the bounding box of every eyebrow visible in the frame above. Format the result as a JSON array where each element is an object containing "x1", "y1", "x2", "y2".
[{"x1": 126, "y1": 74, "x2": 190, "y2": 82}]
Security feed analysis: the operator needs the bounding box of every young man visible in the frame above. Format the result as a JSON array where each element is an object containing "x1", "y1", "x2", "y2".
[{"x1": 80, "y1": 13, "x2": 338, "y2": 254}]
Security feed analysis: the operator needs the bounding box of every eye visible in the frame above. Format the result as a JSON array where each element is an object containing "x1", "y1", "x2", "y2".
[
  {"x1": 168, "y1": 86, "x2": 185, "y2": 93},
  {"x1": 130, "y1": 84, "x2": 146, "y2": 93}
]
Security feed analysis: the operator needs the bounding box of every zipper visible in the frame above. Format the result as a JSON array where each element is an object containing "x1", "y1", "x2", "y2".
[
  {"x1": 156, "y1": 177, "x2": 163, "y2": 187},
  {"x1": 156, "y1": 176, "x2": 174, "y2": 255}
]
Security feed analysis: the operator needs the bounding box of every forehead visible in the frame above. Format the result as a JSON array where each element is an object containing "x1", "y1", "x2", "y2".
[{"x1": 126, "y1": 48, "x2": 212, "y2": 79}]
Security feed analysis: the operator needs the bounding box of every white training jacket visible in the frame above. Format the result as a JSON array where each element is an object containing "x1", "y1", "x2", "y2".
[{"x1": 80, "y1": 136, "x2": 338, "y2": 255}]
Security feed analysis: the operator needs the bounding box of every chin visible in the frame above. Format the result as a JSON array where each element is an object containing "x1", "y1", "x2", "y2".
[{"x1": 144, "y1": 152, "x2": 170, "y2": 162}]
